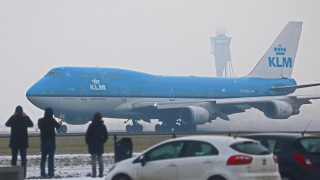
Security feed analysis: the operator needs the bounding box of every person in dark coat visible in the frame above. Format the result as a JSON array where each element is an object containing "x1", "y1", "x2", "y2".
[
  {"x1": 5, "y1": 105, "x2": 34, "y2": 178},
  {"x1": 85, "y1": 112, "x2": 108, "y2": 178},
  {"x1": 38, "y1": 107, "x2": 61, "y2": 178}
]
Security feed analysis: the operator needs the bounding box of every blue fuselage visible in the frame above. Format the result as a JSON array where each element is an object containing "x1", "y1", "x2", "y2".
[{"x1": 26, "y1": 67, "x2": 297, "y2": 124}]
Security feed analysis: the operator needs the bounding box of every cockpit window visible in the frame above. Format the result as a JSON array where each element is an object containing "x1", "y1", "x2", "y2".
[{"x1": 45, "y1": 72, "x2": 62, "y2": 76}]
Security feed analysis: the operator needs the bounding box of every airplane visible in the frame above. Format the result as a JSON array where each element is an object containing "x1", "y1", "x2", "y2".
[{"x1": 26, "y1": 21, "x2": 320, "y2": 133}]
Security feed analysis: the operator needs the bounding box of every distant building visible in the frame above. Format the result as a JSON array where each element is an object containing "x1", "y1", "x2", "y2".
[{"x1": 210, "y1": 26, "x2": 234, "y2": 77}]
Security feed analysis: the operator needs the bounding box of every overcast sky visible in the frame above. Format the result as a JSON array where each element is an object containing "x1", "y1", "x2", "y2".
[{"x1": 1, "y1": 0, "x2": 320, "y2": 131}]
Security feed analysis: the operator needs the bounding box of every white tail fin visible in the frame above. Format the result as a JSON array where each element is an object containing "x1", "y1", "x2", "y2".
[{"x1": 247, "y1": 21, "x2": 302, "y2": 78}]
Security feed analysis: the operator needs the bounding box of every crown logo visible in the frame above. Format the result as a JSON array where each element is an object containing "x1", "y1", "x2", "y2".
[
  {"x1": 274, "y1": 44, "x2": 286, "y2": 55},
  {"x1": 92, "y1": 78, "x2": 100, "y2": 84}
]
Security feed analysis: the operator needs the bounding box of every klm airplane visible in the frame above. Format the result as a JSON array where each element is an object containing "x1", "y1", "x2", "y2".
[{"x1": 26, "y1": 21, "x2": 320, "y2": 133}]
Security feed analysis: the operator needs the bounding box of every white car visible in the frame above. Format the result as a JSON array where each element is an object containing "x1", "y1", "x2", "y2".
[{"x1": 105, "y1": 135, "x2": 281, "y2": 180}]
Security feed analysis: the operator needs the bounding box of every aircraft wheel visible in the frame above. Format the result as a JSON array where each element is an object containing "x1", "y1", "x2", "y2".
[
  {"x1": 155, "y1": 124, "x2": 161, "y2": 132},
  {"x1": 159, "y1": 124, "x2": 165, "y2": 132},
  {"x1": 132, "y1": 125, "x2": 138, "y2": 133},
  {"x1": 61, "y1": 125, "x2": 67, "y2": 133},
  {"x1": 138, "y1": 124, "x2": 143, "y2": 132},
  {"x1": 126, "y1": 125, "x2": 132, "y2": 132},
  {"x1": 56, "y1": 128, "x2": 62, "y2": 133}
]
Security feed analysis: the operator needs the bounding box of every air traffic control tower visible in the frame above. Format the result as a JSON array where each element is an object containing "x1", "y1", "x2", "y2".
[{"x1": 210, "y1": 26, "x2": 234, "y2": 77}]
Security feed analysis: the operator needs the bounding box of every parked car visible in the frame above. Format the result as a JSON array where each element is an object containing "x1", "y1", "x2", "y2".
[
  {"x1": 241, "y1": 133, "x2": 320, "y2": 180},
  {"x1": 105, "y1": 135, "x2": 281, "y2": 180}
]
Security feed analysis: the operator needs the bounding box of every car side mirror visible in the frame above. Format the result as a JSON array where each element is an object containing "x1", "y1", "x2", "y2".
[{"x1": 140, "y1": 155, "x2": 146, "y2": 167}]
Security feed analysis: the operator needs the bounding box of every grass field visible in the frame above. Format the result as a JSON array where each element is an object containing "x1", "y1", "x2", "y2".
[{"x1": 0, "y1": 134, "x2": 175, "y2": 156}]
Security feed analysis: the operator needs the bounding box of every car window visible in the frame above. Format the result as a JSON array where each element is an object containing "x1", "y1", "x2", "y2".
[
  {"x1": 184, "y1": 141, "x2": 218, "y2": 157},
  {"x1": 298, "y1": 138, "x2": 320, "y2": 154},
  {"x1": 145, "y1": 141, "x2": 184, "y2": 162},
  {"x1": 230, "y1": 141, "x2": 271, "y2": 155}
]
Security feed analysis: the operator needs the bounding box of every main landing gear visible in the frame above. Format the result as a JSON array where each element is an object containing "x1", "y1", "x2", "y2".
[
  {"x1": 125, "y1": 119, "x2": 143, "y2": 133},
  {"x1": 56, "y1": 119, "x2": 68, "y2": 133},
  {"x1": 155, "y1": 119, "x2": 197, "y2": 132}
]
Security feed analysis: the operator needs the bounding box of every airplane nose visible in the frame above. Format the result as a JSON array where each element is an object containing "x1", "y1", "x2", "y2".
[
  {"x1": 26, "y1": 84, "x2": 41, "y2": 97},
  {"x1": 26, "y1": 83, "x2": 44, "y2": 107}
]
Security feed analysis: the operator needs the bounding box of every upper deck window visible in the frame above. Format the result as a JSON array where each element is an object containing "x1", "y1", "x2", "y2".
[{"x1": 45, "y1": 72, "x2": 62, "y2": 76}]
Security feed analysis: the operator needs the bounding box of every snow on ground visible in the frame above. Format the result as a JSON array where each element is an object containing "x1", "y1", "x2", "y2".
[{"x1": 0, "y1": 153, "x2": 140, "y2": 180}]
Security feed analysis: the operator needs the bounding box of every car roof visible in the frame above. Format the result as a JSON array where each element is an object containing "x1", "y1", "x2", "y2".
[
  {"x1": 158, "y1": 135, "x2": 256, "y2": 146},
  {"x1": 138, "y1": 135, "x2": 257, "y2": 154}
]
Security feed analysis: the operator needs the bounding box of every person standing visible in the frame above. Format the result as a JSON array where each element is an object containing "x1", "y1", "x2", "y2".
[
  {"x1": 5, "y1": 105, "x2": 34, "y2": 179},
  {"x1": 38, "y1": 107, "x2": 61, "y2": 178},
  {"x1": 85, "y1": 112, "x2": 108, "y2": 178}
]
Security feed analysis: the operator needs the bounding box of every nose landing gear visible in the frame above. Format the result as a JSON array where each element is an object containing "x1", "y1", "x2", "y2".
[{"x1": 56, "y1": 119, "x2": 68, "y2": 133}]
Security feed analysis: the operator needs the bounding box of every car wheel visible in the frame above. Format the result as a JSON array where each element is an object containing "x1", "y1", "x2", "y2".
[{"x1": 113, "y1": 174, "x2": 131, "y2": 180}]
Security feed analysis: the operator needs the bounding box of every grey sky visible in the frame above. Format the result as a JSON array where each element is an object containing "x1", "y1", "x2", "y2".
[{"x1": 1, "y1": 0, "x2": 320, "y2": 131}]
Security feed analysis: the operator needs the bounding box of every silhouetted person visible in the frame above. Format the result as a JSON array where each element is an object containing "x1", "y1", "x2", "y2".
[
  {"x1": 5, "y1": 105, "x2": 34, "y2": 179},
  {"x1": 38, "y1": 108, "x2": 61, "y2": 178},
  {"x1": 85, "y1": 112, "x2": 108, "y2": 178}
]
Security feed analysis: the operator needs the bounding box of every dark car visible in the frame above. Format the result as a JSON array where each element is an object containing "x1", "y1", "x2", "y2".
[{"x1": 241, "y1": 133, "x2": 320, "y2": 180}]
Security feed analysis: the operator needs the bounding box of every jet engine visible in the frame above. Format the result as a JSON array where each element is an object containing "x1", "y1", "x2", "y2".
[
  {"x1": 263, "y1": 100, "x2": 300, "y2": 119},
  {"x1": 180, "y1": 106, "x2": 210, "y2": 125}
]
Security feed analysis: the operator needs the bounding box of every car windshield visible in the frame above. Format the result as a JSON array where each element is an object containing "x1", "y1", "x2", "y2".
[
  {"x1": 298, "y1": 137, "x2": 320, "y2": 154},
  {"x1": 230, "y1": 141, "x2": 271, "y2": 155}
]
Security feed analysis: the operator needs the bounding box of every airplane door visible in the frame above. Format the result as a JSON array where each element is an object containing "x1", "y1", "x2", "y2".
[
  {"x1": 121, "y1": 87, "x2": 127, "y2": 101},
  {"x1": 97, "y1": 68, "x2": 109, "y2": 82},
  {"x1": 101, "y1": 71, "x2": 109, "y2": 82},
  {"x1": 80, "y1": 86, "x2": 87, "y2": 100},
  {"x1": 169, "y1": 88, "x2": 175, "y2": 101}
]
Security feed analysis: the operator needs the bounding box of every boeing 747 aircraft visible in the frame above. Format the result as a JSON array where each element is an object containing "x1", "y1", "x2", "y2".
[{"x1": 26, "y1": 21, "x2": 320, "y2": 133}]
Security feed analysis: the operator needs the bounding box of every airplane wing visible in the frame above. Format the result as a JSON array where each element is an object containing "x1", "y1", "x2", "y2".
[
  {"x1": 131, "y1": 94, "x2": 320, "y2": 120},
  {"x1": 133, "y1": 95, "x2": 320, "y2": 109},
  {"x1": 212, "y1": 95, "x2": 320, "y2": 106}
]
